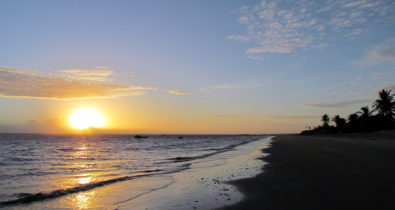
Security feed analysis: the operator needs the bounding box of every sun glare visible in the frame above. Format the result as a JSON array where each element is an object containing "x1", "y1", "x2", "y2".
[{"x1": 69, "y1": 108, "x2": 106, "y2": 129}]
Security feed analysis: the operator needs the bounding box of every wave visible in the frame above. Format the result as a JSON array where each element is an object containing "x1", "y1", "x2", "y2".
[
  {"x1": 57, "y1": 148, "x2": 76, "y2": 152},
  {"x1": 0, "y1": 176, "x2": 139, "y2": 206},
  {"x1": 167, "y1": 139, "x2": 255, "y2": 163},
  {"x1": 0, "y1": 164, "x2": 190, "y2": 207},
  {"x1": 7, "y1": 157, "x2": 37, "y2": 162}
]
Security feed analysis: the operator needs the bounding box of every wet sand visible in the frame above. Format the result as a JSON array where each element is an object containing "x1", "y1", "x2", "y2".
[
  {"x1": 222, "y1": 134, "x2": 395, "y2": 210},
  {"x1": 115, "y1": 137, "x2": 272, "y2": 210},
  {"x1": 15, "y1": 137, "x2": 272, "y2": 209}
]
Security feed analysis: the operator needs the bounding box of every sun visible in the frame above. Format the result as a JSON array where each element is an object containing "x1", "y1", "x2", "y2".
[{"x1": 69, "y1": 108, "x2": 107, "y2": 130}]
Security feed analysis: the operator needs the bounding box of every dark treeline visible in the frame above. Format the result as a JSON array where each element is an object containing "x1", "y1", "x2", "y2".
[{"x1": 301, "y1": 89, "x2": 395, "y2": 135}]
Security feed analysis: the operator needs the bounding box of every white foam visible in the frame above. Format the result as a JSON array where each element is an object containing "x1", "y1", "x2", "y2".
[{"x1": 117, "y1": 136, "x2": 273, "y2": 210}]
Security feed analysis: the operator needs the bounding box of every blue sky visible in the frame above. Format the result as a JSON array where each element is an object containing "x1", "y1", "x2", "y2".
[{"x1": 0, "y1": 0, "x2": 394, "y2": 133}]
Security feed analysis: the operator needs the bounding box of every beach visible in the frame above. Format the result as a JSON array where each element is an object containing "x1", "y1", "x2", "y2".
[
  {"x1": 3, "y1": 134, "x2": 395, "y2": 209},
  {"x1": 222, "y1": 133, "x2": 395, "y2": 210}
]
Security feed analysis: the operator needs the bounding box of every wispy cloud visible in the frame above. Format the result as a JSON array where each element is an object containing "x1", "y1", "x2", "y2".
[
  {"x1": 209, "y1": 114, "x2": 242, "y2": 119},
  {"x1": 228, "y1": 0, "x2": 395, "y2": 58},
  {"x1": 201, "y1": 81, "x2": 264, "y2": 90},
  {"x1": 59, "y1": 66, "x2": 114, "y2": 82},
  {"x1": 246, "y1": 55, "x2": 265, "y2": 60},
  {"x1": 353, "y1": 38, "x2": 395, "y2": 65},
  {"x1": 0, "y1": 118, "x2": 67, "y2": 134},
  {"x1": 386, "y1": 84, "x2": 395, "y2": 90},
  {"x1": 262, "y1": 114, "x2": 319, "y2": 119},
  {"x1": 167, "y1": 90, "x2": 192, "y2": 95},
  {"x1": 300, "y1": 99, "x2": 372, "y2": 109},
  {"x1": 226, "y1": 35, "x2": 250, "y2": 42},
  {"x1": 371, "y1": 71, "x2": 395, "y2": 81},
  {"x1": 209, "y1": 113, "x2": 318, "y2": 120},
  {"x1": 365, "y1": 38, "x2": 395, "y2": 61},
  {"x1": 0, "y1": 66, "x2": 155, "y2": 100}
]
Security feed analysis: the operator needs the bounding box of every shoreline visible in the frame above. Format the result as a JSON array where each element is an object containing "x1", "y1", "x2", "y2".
[
  {"x1": 221, "y1": 134, "x2": 395, "y2": 210},
  {"x1": 7, "y1": 136, "x2": 272, "y2": 209},
  {"x1": 116, "y1": 136, "x2": 273, "y2": 209}
]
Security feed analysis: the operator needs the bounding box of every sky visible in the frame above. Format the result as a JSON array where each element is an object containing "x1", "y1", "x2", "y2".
[{"x1": 0, "y1": 0, "x2": 394, "y2": 134}]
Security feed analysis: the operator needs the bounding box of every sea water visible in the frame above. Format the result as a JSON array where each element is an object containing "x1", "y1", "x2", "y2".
[{"x1": 0, "y1": 134, "x2": 271, "y2": 209}]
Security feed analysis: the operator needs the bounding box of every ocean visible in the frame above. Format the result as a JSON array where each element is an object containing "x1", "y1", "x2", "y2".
[{"x1": 0, "y1": 134, "x2": 271, "y2": 209}]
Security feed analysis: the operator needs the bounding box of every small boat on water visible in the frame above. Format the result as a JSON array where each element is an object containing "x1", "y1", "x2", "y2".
[{"x1": 134, "y1": 135, "x2": 148, "y2": 139}]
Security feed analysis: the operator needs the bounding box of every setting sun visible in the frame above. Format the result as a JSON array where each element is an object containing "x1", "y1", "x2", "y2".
[{"x1": 69, "y1": 108, "x2": 107, "y2": 129}]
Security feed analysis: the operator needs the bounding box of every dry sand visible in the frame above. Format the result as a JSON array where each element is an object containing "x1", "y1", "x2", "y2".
[{"x1": 221, "y1": 134, "x2": 395, "y2": 210}]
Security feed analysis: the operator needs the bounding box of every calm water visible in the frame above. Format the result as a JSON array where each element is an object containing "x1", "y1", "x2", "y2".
[{"x1": 0, "y1": 134, "x2": 263, "y2": 207}]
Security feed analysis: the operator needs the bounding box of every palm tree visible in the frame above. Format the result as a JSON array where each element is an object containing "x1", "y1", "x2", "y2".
[
  {"x1": 356, "y1": 106, "x2": 373, "y2": 131},
  {"x1": 321, "y1": 114, "x2": 329, "y2": 127},
  {"x1": 373, "y1": 89, "x2": 395, "y2": 120},
  {"x1": 347, "y1": 113, "x2": 359, "y2": 131},
  {"x1": 358, "y1": 106, "x2": 372, "y2": 119},
  {"x1": 348, "y1": 113, "x2": 359, "y2": 124},
  {"x1": 332, "y1": 115, "x2": 346, "y2": 130}
]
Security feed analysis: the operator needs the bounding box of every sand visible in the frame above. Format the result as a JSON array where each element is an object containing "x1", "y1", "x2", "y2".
[{"x1": 221, "y1": 134, "x2": 395, "y2": 210}]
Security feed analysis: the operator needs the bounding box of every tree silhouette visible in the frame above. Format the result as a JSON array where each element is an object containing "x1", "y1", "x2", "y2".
[
  {"x1": 302, "y1": 89, "x2": 395, "y2": 135},
  {"x1": 373, "y1": 89, "x2": 395, "y2": 120},
  {"x1": 358, "y1": 106, "x2": 372, "y2": 119},
  {"x1": 321, "y1": 114, "x2": 329, "y2": 127},
  {"x1": 348, "y1": 113, "x2": 359, "y2": 124},
  {"x1": 346, "y1": 113, "x2": 359, "y2": 132},
  {"x1": 332, "y1": 115, "x2": 346, "y2": 131}
]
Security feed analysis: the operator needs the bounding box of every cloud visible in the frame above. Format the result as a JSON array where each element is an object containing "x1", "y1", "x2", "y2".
[
  {"x1": 167, "y1": 90, "x2": 192, "y2": 95},
  {"x1": 238, "y1": 16, "x2": 249, "y2": 23},
  {"x1": 247, "y1": 55, "x2": 264, "y2": 60},
  {"x1": 59, "y1": 66, "x2": 114, "y2": 82},
  {"x1": 209, "y1": 113, "x2": 319, "y2": 120},
  {"x1": 262, "y1": 114, "x2": 319, "y2": 119},
  {"x1": 300, "y1": 99, "x2": 372, "y2": 109},
  {"x1": 228, "y1": 0, "x2": 395, "y2": 58},
  {"x1": 201, "y1": 82, "x2": 264, "y2": 90},
  {"x1": 371, "y1": 72, "x2": 395, "y2": 81},
  {"x1": 225, "y1": 35, "x2": 250, "y2": 41},
  {"x1": 386, "y1": 84, "x2": 395, "y2": 90},
  {"x1": 0, "y1": 118, "x2": 68, "y2": 134},
  {"x1": 0, "y1": 66, "x2": 155, "y2": 100},
  {"x1": 210, "y1": 114, "x2": 242, "y2": 118},
  {"x1": 366, "y1": 38, "x2": 395, "y2": 61}
]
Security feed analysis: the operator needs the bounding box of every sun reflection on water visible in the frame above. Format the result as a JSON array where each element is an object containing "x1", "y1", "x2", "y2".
[
  {"x1": 75, "y1": 144, "x2": 89, "y2": 158},
  {"x1": 68, "y1": 142, "x2": 97, "y2": 209},
  {"x1": 72, "y1": 191, "x2": 96, "y2": 209},
  {"x1": 77, "y1": 174, "x2": 93, "y2": 185}
]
